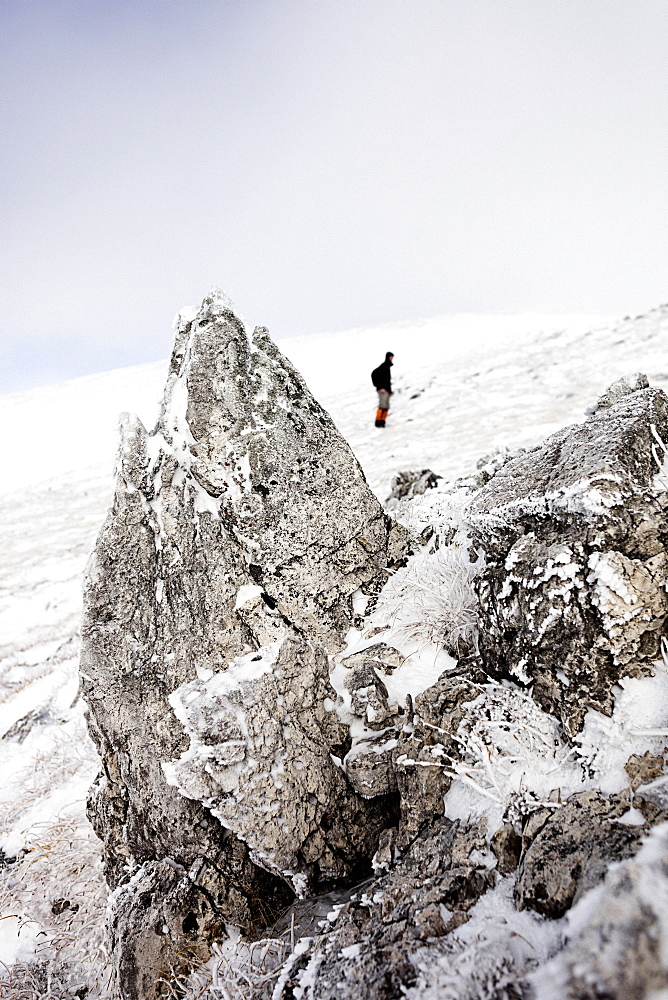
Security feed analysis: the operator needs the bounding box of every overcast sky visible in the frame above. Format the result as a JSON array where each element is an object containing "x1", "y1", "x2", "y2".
[{"x1": 2, "y1": 0, "x2": 667, "y2": 392}]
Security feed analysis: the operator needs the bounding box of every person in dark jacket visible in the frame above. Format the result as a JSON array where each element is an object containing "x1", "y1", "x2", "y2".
[{"x1": 371, "y1": 352, "x2": 394, "y2": 427}]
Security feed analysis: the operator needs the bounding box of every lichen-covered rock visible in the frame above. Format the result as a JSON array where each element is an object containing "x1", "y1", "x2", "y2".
[
  {"x1": 80, "y1": 289, "x2": 406, "y2": 996},
  {"x1": 529, "y1": 824, "x2": 668, "y2": 999},
  {"x1": 467, "y1": 380, "x2": 668, "y2": 734},
  {"x1": 515, "y1": 789, "x2": 649, "y2": 918},
  {"x1": 278, "y1": 818, "x2": 494, "y2": 1000}
]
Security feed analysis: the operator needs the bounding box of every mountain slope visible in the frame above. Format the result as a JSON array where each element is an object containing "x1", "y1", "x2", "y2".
[{"x1": 2, "y1": 304, "x2": 668, "y2": 990}]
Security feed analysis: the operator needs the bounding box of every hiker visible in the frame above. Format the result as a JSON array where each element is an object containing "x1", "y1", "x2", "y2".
[{"x1": 371, "y1": 352, "x2": 394, "y2": 428}]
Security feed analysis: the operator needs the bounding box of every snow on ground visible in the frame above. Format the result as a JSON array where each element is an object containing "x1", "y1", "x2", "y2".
[{"x1": 2, "y1": 302, "x2": 668, "y2": 988}]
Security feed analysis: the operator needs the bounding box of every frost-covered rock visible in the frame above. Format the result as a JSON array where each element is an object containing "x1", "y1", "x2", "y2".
[
  {"x1": 585, "y1": 371, "x2": 650, "y2": 415},
  {"x1": 278, "y1": 818, "x2": 494, "y2": 1000},
  {"x1": 80, "y1": 289, "x2": 406, "y2": 997},
  {"x1": 386, "y1": 468, "x2": 441, "y2": 509},
  {"x1": 515, "y1": 789, "x2": 650, "y2": 918},
  {"x1": 280, "y1": 379, "x2": 668, "y2": 999},
  {"x1": 529, "y1": 822, "x2": 668, "y2": 999},
  {"x1": 391, "y1": 665, "x2": 487, "y2": 847},
  {"x1": 164, "y1": 638, "x2": 395, "y2": 894},
  {"x1": 467, "y1": 380, "x2": 668, "y2": 734},
  {"x1": 344, "y1": 662, "x2": 396, "y2": 729}
]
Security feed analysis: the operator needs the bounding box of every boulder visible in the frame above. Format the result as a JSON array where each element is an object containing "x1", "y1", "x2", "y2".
[
  {"x1": 515, "y1": 789, "x2": 649, "y2": 918},
  {"x1": 106, "y1": 859, "x2": 218, "y2": 1000},
  {"x1": 392, "y1": 666, "x2": 487, "y2": 847},
  {"x1": 386, "y1": 469, "x2": 441, "y2": 509},
  {"x1": 164, "y1": 637, "x2": 396, "y2": 894},
  {"x1": 467, "y1": 380, "x2": 668, "y2": 734},
  {"x1": 529, "y1": 825, "x2": 668, "y2": 999}
]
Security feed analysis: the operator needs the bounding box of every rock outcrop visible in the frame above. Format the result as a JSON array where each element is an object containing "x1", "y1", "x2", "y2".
[
  {"x1": 264, "y1": 376, "x2": 668, "y2": 999},
  {"x1": 82, "y1": 308, "x2": 668, "y2": 1000},
  {"x1": 467, "y1": 378, "x2": 668, "y2": 734},
  {"x1": 80, "y1": 290, "x2": 406, "y2": 997}
]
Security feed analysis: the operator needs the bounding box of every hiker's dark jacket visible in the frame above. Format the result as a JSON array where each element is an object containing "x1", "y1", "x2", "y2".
[{"x1": 371, "y1": 360, "x2": 393, "y2": 392}]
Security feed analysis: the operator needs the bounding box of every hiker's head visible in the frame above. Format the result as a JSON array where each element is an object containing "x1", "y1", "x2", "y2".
[{"x1": 386, "y1": 352, "x2": 394, "y2": 362}]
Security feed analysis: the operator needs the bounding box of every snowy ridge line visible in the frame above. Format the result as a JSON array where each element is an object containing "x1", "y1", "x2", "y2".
[{"x1": 0, "y1": 310, "x2": 623, "y2": 499}]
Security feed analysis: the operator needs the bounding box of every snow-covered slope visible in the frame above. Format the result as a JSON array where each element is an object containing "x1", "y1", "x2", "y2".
[
  {"x1": 2, "y1": 303, "x2": 668, "y2": 989},
  {"x1": 0, "y1": 311, "x2": 611, "y2": 498}
]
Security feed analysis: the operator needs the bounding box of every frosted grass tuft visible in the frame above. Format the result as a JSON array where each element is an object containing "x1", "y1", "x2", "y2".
[{"x1": 376, "y1": 540, "x2": 482, "y2": 655}]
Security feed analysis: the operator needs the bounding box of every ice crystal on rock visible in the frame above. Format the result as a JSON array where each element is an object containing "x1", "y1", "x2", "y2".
[{"x1": 375, "y1": 542, "x2": 482, "y2": 657}]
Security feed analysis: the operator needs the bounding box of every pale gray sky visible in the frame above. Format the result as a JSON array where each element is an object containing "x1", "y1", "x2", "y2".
[{"x1": 2, "y1": 0, "x2": 667, "y2": 392}]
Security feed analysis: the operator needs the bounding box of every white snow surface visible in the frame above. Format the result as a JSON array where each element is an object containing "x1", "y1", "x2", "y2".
[{"x1": 3, "y1": 303, "x2": 668, "y2": 989}]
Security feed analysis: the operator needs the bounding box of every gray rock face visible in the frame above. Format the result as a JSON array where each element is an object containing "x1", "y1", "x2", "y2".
[
  {"x1": 386, "y1": 469, "x2": 441, "y2": 509},
  {"x1": 529, "y1": 825, "x2": 668, "y2": 1000},
  {"x1": 515, "y1": 789, "x2": 649, "y2": 918},
  {"x1": 467, "y1": 381, "x2": 668, "y2": 734},
  {"x1": 278, "y1": 818, "x2": 494, "y2": 1000},
  {"x1": 80, "y1": 290, "x2": 406, "y2": 997}
]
